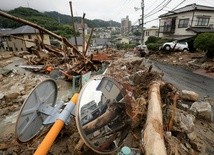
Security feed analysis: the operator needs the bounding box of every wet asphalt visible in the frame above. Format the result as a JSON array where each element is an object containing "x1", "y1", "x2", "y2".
[{"x1": 154, "y1": 62, "x2": 214, "y2": 99}]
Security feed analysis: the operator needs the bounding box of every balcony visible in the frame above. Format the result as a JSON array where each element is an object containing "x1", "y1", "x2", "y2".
[{"x1": 159, "y1": 25, "x2": 176, "y2": 33}]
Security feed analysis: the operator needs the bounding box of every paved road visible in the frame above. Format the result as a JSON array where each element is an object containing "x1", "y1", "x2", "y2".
[{"x1": 154, "y1": 62, "x2": 214, "y2": 99}]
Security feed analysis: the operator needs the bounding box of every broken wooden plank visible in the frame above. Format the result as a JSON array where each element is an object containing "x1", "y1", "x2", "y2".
[
  {"x1": 81, "y1": 13, "x2": 86, "y2": 55},
  {"x1": 69, "y1": 1, "x2": 78, "y2": 49}
]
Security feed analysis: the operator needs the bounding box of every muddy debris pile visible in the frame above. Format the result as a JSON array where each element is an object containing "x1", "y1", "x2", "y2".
[
  {"x1": 0, "y1": 10, "x2": 213, "y2": 155},
  {"x1": 0, "y1": 71, "x2": 42, "y2": 117},
  {"x1": 105, "y1": 54, "x2": 214, "y2": 155},
  {"x1": 0, "y1": 51, "x2": 214, "y2": 155},
  {"x1": 150, "y1": 51, "x2": 214, "y2": 74}
]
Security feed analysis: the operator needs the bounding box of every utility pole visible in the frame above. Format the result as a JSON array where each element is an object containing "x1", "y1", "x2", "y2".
[{"x1": 141, "y1": 0, "x2": 144, "y2": 44}]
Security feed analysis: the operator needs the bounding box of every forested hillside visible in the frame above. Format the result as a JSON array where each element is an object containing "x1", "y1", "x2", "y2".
[
  {"x1": 44, "y1": 11, "x2": 120, "y2": 27},
  {"x1": 0, "y1": 7, "x2": 120, "y2": 38}
]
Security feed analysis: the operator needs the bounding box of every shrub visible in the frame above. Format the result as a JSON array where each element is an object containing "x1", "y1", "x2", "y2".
[
  {"x1": 145, "y1": 36, "x2": 160, "y2": 44},
  {"x1": 116, "y1": 43, "x2": 134, "y2": 50},
  {"x1": 147, "y1": 43, "x2": 161, "y2": 51},
  {"x1": 194, "y1": 33, "x2": 214, "y2": 58}
]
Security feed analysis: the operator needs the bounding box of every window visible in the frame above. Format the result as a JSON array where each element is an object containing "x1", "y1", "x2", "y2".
[
  {"x1": 105, "y1": 81, "x2": 113, "y2": 92},
  {"x1": 178, "y1": 19, "x2": 189, "y2": 28},
  {"x1": 155, "y1": 31, "x2": 158, "y2": 36},
  {"x1": 145, "y1": 31, "x2": 149, "y2": 36},
  {"x1": 196, "y1": 17, "x2": 209, "y2": 26},
  {"x1": 28, "y1": 35, "x2": 32, "y2": 39}
]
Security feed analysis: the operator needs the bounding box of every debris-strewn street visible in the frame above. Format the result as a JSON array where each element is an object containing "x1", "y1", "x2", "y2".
[{"x1": 0, "y1": 49, "x2": 213, "y2": 155}]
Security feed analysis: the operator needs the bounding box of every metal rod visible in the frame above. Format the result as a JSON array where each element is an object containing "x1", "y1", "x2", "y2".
[{"x1": 34, "y1": 93, "x2": 79, "y2": 155}]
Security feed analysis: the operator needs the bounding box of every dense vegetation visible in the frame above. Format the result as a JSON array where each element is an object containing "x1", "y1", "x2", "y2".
[
  {"x1": 44, "y1": 11, "x2": 120, "y2": 27},
  {"x1": 0, "y1": 7, "x2": 120, "y2": 38},
  {"x1": 145, "y1": 36, "x2": 168, "y2": 51},
  {"x1": 194, "y1": 32, "x2": 214, "y2": 58}
]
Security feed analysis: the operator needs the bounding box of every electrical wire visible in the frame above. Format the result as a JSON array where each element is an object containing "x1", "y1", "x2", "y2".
[
  {"x1": 145, "y1": 0, "x2": 168, "y2": 17},
  {"x1": 145, "y1": 0, "x2": 173, "y2": 19},
  {"x1": 110, "y1": 0, "x2": 133, "y2": 19},
  {"x1": 171, "y1": 0, "x2": 187, "y2": 11}
]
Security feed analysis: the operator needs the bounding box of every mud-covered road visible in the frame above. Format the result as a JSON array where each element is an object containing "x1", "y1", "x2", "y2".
[{"x1": 154, "y1": 62, "x2": 214, "y2": 99}]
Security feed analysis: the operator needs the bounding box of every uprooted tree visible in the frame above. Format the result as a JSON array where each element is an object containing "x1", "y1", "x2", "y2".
[{"x1": 194, "y1": 32, "x2": 214, "y2": 60}]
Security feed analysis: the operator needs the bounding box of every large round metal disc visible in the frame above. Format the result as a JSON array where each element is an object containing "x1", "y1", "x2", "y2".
[{"x1": 15, "y1": 79, "x2": 57, "y2": 142}]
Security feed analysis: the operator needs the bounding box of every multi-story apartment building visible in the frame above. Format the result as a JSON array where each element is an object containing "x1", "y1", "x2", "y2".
[{"x1": 121, "y1": 16, "x2": 132, "y2": 35}]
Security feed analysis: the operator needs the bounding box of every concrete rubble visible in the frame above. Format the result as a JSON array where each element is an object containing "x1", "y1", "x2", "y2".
[
  {"x1": 181, "y1": 90, "x2": 199, "y2": 102},
  {"x1": 190, "y1": 101, "x2": 213, "y2": 122}
]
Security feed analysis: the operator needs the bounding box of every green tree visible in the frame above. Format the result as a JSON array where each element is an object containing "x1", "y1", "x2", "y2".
[
  {"x1": 194, "y1": 33, "x2": 214, "y2": 59},
  {"x1": 145, "y1": 36, "x2": 160, "y2": 44},
  {"x1": 133, "y1": 30, "x2": 141, "y2": 36}
]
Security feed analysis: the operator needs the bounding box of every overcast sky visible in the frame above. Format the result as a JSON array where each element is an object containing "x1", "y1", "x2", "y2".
[{"x1": 1, "y1": 0, "x2": 214, "y2": 27}]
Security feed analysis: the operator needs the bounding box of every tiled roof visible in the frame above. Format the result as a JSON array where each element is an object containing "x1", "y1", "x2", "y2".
[
  {"x1": 0, "y1": 28, "x2": 13, "y2": 35},
  {"x1": 93, "y1": 38, "x2": 109, "y2": 46},
  {"x1": 3, "y1": 25, "x2": 39, "y2": 35},
  {"x1": 69, "y1": 36, "x2": 84, "y2": 46},
  {"x1": 187, "y1": 27, "x2": 214, "y2": 33},
  {"x1": 160, "y1": 3, "x2": 214, "y2": 17}
]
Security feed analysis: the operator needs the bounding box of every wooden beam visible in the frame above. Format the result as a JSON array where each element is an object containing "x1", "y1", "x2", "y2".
[
  {"x1": 69, "y1": 1, "x2": 78, "y2": 48},
  {"x1": 81, "y1": 13, "x2": 86, "y2": 55},
  {"x1": 143, "y1": 81, "x2": 167, "y2": 155}
]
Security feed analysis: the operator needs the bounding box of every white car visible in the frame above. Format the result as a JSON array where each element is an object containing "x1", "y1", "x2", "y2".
[{"x1": 160, "y1": 41, "x2": 189, "y2": 51}]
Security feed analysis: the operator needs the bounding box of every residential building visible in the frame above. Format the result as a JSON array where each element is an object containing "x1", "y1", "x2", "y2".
[
  {"x1": 121, "y1": 16, "x2": 132, "y2": 35},
  {"x1": 159, "y1": 3, "x2": 214, "y2": 40},
  {"x1": 96, "y1": 77, "x2": 123, "y2": 103},
  {"x1": 93, "y1": 27, "x2": 111, "y2": 39},
  {"x1": 69, "y1": 36, "x2": 87, "y2": 52},
  {"x1": 74, "y1": 22, "x2": 89, "y2": 35},
  {"x1": 91, "y1": 38, "x2": 111, "y2": 48},
  {"x1": 0, "y1": 28, "x2": 12, "y2": 51},
  {"x1": 144, "y1": 26, "x2": 159, "y2": 43},
  {"x1": 114, "y1": 37, "x2": 130, "y2": 44},
  {"x1": 0, "y1": 25, "x2": 50, "y2": 52}
]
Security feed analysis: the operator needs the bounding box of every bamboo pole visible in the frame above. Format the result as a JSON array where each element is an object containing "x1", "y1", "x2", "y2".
[{"x1": 143, "y1": 81, "x2": 167, "y2": 155}]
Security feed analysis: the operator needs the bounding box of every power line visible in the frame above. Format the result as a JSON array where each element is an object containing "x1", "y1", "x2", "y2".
[
  {"x1": 145, "y1": 18, "x2": 159, "y2": 24},
  {"x1": 145, "y1": 0, "x2": 172, "y2": 19},
  {"x1": 171, "y1": 0, "x2": 186, "y2": 11},
  {"x1": 145, "y1": 0, "x2": 168, "y2": 17},
  {"x1": 145, "y1": 0, "x2": 160, "y2": 12},
  {"x1": 110, "y1": 0, "x2": 133, "y2": 19}
]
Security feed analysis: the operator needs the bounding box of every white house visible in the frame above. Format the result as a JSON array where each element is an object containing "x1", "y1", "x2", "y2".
[
  {"x1": 159, "y1": 3, "x2": 214, "y2": 40},
  {"x1": 144, "y1": 26, "x2": 159, "y2": 43}
]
